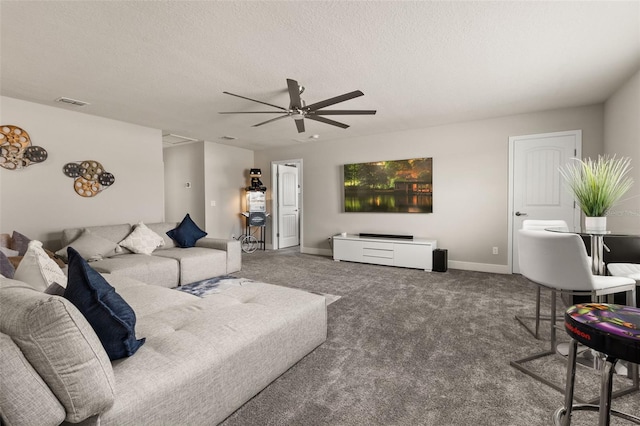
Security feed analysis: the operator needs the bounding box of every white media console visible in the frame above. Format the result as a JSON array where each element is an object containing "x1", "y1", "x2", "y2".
[{"x1": 332, "y1": 234, "x2": 437, "y2": 271}]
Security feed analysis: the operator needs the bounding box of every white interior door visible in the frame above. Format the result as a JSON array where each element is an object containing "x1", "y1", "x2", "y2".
[
  {"x1": 277, "y1": 164, "x2": 300, "y2": 248},
  {"x1": 509, "y1": 130, "x2": 582, "y2": 273}
]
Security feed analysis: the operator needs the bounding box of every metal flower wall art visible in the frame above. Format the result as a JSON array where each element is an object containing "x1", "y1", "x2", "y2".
[
  {"x1": 63, "y1": 160, "x2": 115, "y2": 197},
  {"x1": 0, "y1": 125, "x2": 48, "y2": 170}
]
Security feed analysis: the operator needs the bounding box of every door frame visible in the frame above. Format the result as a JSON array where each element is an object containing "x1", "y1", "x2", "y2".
[
  {"x1": 270, "y1": 158, "x2": 303, "y2": 251},
  {"x1": 507, "y1": 130, "x2": 582, "y2": 273}
]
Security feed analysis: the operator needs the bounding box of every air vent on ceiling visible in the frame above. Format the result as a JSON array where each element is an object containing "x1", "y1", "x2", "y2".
[
  {"x1": 55, "y1": 97, "x2": 90, "y2": 107},
  {"x1": 162, "y1": 133, "x2": 199, "y2": 146},
  {"x1": 220, "y1": 136, "x2": 237, "y2": 141}
]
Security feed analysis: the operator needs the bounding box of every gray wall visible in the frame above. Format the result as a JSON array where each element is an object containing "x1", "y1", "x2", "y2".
[
  {"x1": 0, "y1": 96, "x2": 164, "y2": 248},
  {"x1": 5, "y1": 85, "x2": 635, "y2": 270},
  {"x1": 255, "y1": 104, "x2": 605, "y2": 272},
  {"x1": 604, "y1": 68, "x2": 640, "y2": 232},
  {"x1": 163, "y1": 141, "x2": 254, "y2": 239},
  {"x1": 203, "y1": 142, "x2": 254, "y2": 239},
  {"x1": 163, "y1": 142, "x2": 206, "y2": 227}
]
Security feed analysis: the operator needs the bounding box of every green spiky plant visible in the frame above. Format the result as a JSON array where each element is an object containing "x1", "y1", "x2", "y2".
[{"x1": 559, "y1": 155, "x2": 634, "y2": 217}]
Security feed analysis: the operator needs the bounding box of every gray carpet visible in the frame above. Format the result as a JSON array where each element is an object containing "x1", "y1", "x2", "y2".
[{"x1": 219, "y1": 248, "x2": 639, "y2": 426}]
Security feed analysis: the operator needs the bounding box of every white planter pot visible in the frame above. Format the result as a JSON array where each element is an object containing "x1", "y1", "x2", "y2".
[{"x1": 584, "y1": 216, "x2": 607, "y2": 233}]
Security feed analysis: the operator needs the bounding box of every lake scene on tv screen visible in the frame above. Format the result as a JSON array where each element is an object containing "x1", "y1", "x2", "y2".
[{"x1": 344, "y1": 157, "x2": 433, "y2": 213}]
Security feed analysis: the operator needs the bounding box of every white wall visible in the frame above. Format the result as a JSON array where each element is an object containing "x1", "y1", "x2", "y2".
[
  {"x1": 163, "y1": 142, "x2": 206, "y2": 227},
  {"x1": 0, "y1": 96, "x2": 164, "y2": 248},
  {"x1": 604, "y1": 68, "x2": 640, "y2": 232},
  {"x1": 203, "y1": 142, "x2": 254, "y2": 239},
  {"x1": 255, "y1": 104, "x2": 605, "y2": 271}
]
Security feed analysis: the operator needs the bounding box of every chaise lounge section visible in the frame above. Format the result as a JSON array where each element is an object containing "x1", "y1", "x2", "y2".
[{"x1": 0, "y1": 272, "x2": 328, "y2": 425}]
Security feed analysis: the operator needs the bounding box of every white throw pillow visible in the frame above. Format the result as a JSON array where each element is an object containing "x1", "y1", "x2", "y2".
[
  {"x1": 14, "y1": 240, "x2": 67, "y2": 292},
  {"x1": 118, "y1": 222, "x2": 165, "y2": 255}
]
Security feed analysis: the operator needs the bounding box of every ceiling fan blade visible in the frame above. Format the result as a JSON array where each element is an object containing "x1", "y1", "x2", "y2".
[
  {"x1": 286, "y1": 79, "x2": 302, "y2": 109},
  {"x1": 305, "y1": 90, "x2": 364, "y2": 111},
  {"x1": 252, "y1": 114, "x2": 290, "y2": 127},
  {"x1": 294, "y1": 118, "x2": 305, "y2": 133},
  {"x1": 223, "y1": 91, "x2": 288, "y2": 111},
  {"x1": 305, "y1": 115, "x2": 350, "y2": 129},
  {"x1": 219, "y1": 111, "x2": 290, "y2": 114},
  {"x1": 311, "y1": 110, "x2": 377, "y2": 115}
]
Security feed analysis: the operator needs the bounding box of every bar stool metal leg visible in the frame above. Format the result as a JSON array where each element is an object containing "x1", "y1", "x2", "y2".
[
  {"x1": 554, "y1": 343, "x2": 640, "y2": 426},
  {"x1": 599, "y1": 358, "x2": 615, "y2": 426},
  {"x1": 554, "y1": 339, "x2": 579, "y2": 425}
]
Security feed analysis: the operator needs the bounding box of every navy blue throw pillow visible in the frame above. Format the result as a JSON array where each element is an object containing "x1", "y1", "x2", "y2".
[
  {"x1": 64, "y1": 247, "x2": 145, "y2": 360},
  {"x1": 166, "y1": 214, "x2": 207, "y2": 248}
]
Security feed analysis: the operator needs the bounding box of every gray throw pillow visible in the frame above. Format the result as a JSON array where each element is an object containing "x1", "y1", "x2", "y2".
[
  {"x1": 0, "y1": 251, "x2": 15, "y2": 279},
  {"x1": 55, "y1": 229, "x2": 119, "y2": 262},
  {"x1": 0, "y1": 286, "x2": 116, "y2": 423},
  {"x1": 11, "y1": 231, "x2": 31, "y2": 256}
]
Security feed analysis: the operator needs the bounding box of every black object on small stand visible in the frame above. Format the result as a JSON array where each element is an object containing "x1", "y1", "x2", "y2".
[{"x1": 242, "y1": 168, "x2": 267, "y2": 251}]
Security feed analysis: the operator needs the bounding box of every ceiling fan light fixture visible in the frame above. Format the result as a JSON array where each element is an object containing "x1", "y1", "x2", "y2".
[{"x1": 289, "y1": 110, "x2": 305, "y2": 120}]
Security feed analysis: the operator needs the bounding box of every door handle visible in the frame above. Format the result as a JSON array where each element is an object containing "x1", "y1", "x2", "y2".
[{"x1": 515, "y1": 211, "x2": 528, "y2": 216}]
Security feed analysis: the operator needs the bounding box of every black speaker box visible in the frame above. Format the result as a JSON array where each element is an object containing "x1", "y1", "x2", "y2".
[{"x1": 433, "y1": 249, "x2": 448, "y2": 272}]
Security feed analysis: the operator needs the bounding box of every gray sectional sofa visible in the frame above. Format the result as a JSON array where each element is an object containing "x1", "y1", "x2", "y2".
[
  {"x1": 59, "y1": 222, "x2": 241, "y2": 287},
  {"x1": 0, "y1": 273, "x2": 328, "y2": 425}
]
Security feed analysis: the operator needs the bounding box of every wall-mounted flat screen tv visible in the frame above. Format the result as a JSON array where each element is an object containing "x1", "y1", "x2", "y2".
[{"x1": 344, "y1": 157, "x2": 433, "y2": 213}]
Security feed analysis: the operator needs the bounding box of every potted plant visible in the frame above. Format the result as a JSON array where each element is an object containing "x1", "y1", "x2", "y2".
[{"x1": 559, "y1": 155, "x2": 633, "y2": 232}]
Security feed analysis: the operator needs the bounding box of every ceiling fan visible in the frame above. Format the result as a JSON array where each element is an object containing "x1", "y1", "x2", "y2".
[{"x1": 219, "y1": 78, "x2": 376, "y2": 133}]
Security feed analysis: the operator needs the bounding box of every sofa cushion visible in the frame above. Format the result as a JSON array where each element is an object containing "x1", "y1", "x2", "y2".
[
  {"x1": 14, "y1": 240, "x2": 66, "y2": 291},
  {"x1": 118, "y1": 222, "x2": 165, "y2": 255},
  {"x1": 196, "y1": 238, "x2": 242, "y2": 274},
  {"x1": 105, "y1": 273, "x2": 199, "y2": 317},
  {"x1": 89, "y1": 254, "x2": 180, "y2": 288},
  {"x1": 166, "y1": 214, "x2": 207, "y2": 248},
  {"x1": 0, "y1": 285, "x2": 116, "y2": 423},
  {"x1": 64, "y1": 247, "x2": 145, "y2": 360},
  {"x1": 0, "y1": 332, "x2": 66, "y2": 426},
  {"x1": 154, "y1": 247, "x2": 227, "y2": 285},
  {"x1": 56, "y1": 229, "x2": 120, "y2": 262}
]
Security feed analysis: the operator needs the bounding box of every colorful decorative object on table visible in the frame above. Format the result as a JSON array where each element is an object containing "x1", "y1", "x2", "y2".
[
  {"x1": 0, "y1": 125, "x2": 48, "y2": 170},
  {"x1": 62, "y1": 160, "x2": 115, "y2": 197}
]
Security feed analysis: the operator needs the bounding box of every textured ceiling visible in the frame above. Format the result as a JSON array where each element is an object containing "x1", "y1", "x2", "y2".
[{"x1": 2, "y1": 1, "x2": 639, "y2": 150}]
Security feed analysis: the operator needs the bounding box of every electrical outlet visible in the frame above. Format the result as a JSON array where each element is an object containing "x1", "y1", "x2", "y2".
[{"x1": 492, "y1": 247, "x2": 499, "y2": 255}]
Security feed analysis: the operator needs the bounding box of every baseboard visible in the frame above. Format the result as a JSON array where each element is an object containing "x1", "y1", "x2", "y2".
[
  {"x1": 448, "y1": 260, "x2": 510, "y2": 274},
  {"x1": 301, "y1": 246, "x2": 333, "y2": 257}
]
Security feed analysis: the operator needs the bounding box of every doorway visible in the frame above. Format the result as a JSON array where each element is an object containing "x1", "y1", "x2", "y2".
[
  {"x1": 508, "y1": 130, "x2": 582, "y2": 273},
  {"x1": 271, "y1": 159, "x2": 302, "y2": 250}
]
